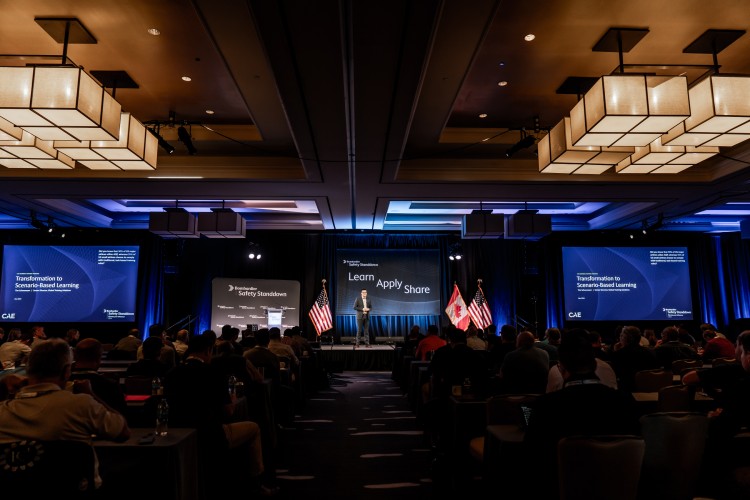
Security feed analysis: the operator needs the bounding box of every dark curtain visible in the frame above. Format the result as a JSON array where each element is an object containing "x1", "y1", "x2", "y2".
[{"x1": 137, "y1": 235, "x2": 165, "y2": 338}]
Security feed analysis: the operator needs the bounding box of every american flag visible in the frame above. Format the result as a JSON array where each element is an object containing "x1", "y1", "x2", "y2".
[
  {"x1": 468, "y1": 286, "x2": 492, "y2": 330},
  {"x1": 309, "y1": 287, "x2": 333, "y2": 335}
]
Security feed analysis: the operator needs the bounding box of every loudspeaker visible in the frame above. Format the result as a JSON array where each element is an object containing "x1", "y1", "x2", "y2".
[
  {"x1": 149, "y1": 211, "x2": 199, "y2": 238},
  {"x1": 505, "y1": 212, "x2": 552, "y2": 240},
  {"x1": 461, "y1": 213, "x2": 504, "y2": 239}
]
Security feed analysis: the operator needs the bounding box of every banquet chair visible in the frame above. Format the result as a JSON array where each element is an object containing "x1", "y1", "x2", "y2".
[
  {"x1": 638, "y1": 412, "x2": 709, "y2": 500},
  {"x1": 558, "y1": 435, "x2": 645, "y2": 500},
  {"x1": 711, "y1": 357, "x2": 738, "y2": 367},
  {"x1": 633, "y1": 369, "x2": 673, "y2": 392},
  {"x1": 469, "y1": 393, "x2": 539, "y2": 463},
  {"x1": 0, "y1": 439, "x2": 96, "y2": 497},
  {"x1": 670, "y1": 358, "x2": 702, "y2": 375},
  {"x1": 656, "y1": 385, "x2": 692, "y2": 412}
]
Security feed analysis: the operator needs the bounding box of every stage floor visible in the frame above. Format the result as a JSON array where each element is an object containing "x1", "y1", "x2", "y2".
[{"x1": 314, "y1": 345, "x2": 397, "y2": 371}]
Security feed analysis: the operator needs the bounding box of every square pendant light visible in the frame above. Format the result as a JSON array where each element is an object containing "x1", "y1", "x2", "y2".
[
  {"x1": 0, "y1": 131, "x2": 74, "y2": 169},
  {"x1": 616, "y1": 137, "x2": 718, "y2": 174},
  {"x1": 89, "y1": 113, "x2": 157, "y2": 170},
  {"x1": 570, "y1": 75, "x2": 690, "y2": 147}
]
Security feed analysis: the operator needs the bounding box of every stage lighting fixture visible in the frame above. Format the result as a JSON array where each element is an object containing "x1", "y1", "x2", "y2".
[
  {"x1": 504, "y1": 134, "x2": 536, "y2": 158},
  {"x1": 448, "y1": 243, "x2": 463, "y2": 261},
  {"x1": 248, "y1": 243, "x2": 263, "y2": 260},
  {"x1": 177, "y1": 126, "x2": 197, "y2": 155},
  {"x1": 149, "y1": 129, "x2": 175, "y2": 154}
]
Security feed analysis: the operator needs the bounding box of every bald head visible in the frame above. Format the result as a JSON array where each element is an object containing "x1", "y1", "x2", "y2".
[
  {"x1": 74, "y1": 338, "x2": 103, "y2": 367},
  {"x1": 516, "y1": 331, "x2": 536, "y2": 349}
]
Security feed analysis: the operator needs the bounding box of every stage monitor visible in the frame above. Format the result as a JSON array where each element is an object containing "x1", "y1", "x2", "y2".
[
  {"x1": 0, "y1": 245, "x2": 139, "y2": 322},
  {"x1": 335, "y1": 249, "x2": 440, "y2": 315},
  {"x1": 561, "y1": 246, "x2": 693, "y2": 322}
]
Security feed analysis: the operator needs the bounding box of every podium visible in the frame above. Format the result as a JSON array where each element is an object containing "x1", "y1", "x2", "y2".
[{"x1": 266, "y1": 308, "x2": 283, "y2": 329}]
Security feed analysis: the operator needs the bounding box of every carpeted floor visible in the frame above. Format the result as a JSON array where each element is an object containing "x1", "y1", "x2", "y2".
[{"x1": 273, "y1": 371, "x2": 438, "y2": 499}]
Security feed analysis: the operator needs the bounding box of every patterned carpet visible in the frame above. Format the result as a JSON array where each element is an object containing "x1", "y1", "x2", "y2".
[{"x1": 273, "y1": 372, "x2": 438, "y2": 499}]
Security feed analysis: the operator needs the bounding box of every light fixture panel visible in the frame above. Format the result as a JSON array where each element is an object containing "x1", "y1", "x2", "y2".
[{"x1": 573, "y1": 164, "x2": 611, "y2": 174}]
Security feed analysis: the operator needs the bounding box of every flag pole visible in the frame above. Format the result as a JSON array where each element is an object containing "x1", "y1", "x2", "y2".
[{"x1": 320, "y1": 279, "x2": 327, "y2": 339}]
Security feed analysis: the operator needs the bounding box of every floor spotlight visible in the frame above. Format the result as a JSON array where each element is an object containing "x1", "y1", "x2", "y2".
[
  {"x1": 149, "y1": 129, "x2": 175, "y2": 154},
  {"x1": 177, "y1": 126, "x2": 197, "y2": 155}
]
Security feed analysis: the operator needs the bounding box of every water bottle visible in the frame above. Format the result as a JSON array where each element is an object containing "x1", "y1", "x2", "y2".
[
  {"x1": 228, "y1": 375, "x2": 238, "y2": 399},
  {"x1": 151, "y1": 376, "x2": 163, "y2": 396},
  {"x1": 156, "y1": 398, "x2": 169, "y2": 436},
  {"x1": 462, "y1": 377, "x2": 472, "y2": 395}
]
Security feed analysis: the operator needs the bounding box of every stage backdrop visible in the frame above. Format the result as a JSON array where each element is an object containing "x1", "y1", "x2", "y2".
[
  {"x1": 335, "y1": 249, "x2": 440, "y2": 316},
  {"x1": 211, "y1": 278, "x2": 300, "y2": 331}
]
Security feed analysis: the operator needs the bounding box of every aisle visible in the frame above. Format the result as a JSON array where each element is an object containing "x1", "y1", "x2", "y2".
[{"x1": 274, "y1": 372, "x2": 435, "y2": 499}]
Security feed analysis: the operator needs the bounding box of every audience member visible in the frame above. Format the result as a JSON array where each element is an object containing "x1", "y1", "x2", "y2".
[
  {"x1": 288, "y1": 327, "x2": 312, "y2": 357},
  {"x1": 524, "y1": 330, "x2": 639, "y2": 498},
  {"x1": 588, "y1": 330, "x2": 610, "y2": 361},
  {"x1": 268, "y1": 328, "x2": 299, "y2": 368},
  {"x1": 136, "y1": 324, "x2": 176, "y2": 369},
  {"x1": 70, "y1": 338, "x2": 127, "y2": 414},
  {"x1": 653, "y1": 326, "x2": 699, "y2": 369},
  {"x1": 0, "y1": 339, "x2": 130, "y2": 488},
  {"x1": 547, "y1": 329, "x2": 617, "y2": 392},
  {"x1": 126, "y1": 337, "x2": 169, "y2": 378},
  {"x1": 499, "y1": 331, "x2": 549, "y2": 394},
  {"x1": 702, "y1": 329, "x2": 736, "y2": 362},
  {"x1": 29, "y1": 325, "x2": 47, "y2": 348},
  {"x1": 415, "y1": 324, "x2": 446, "y2": 361},
  {"x1": 489, "y1": 324, "x2": 518, "y2": 370},
  {"x1": 244, "y1": 329, "x2": 281, "y2": 384},
  {"x1": 535, "y1": 327, "x2": 559, "y2": 364},
  {"x1": 466, "y1": 323, "x2": 488, "y2": 350},
  {"x1": 609, "y1": 325, "x2": 660, "y2": 392},
  {"x1": 0, "y1": 328, "x2": 31, "y2": 368},
  {"x1": 64, "y1": 328, "x2": 80, "y2": 348},
  {"x1": 428, "y1": 326, "x2": 488, "y2": 398},
  {"x1": 173, "y1": 329, "x2": 190, "y2": 359},
  {"x1": 109, "y1": 328, "x2": 142, "y2": 359},
  {"x1": 403, "y1": 325, "x2": 423, "y2": 356}
]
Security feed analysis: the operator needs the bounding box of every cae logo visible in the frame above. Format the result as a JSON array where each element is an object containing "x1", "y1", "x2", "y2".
[
  {"x1": 568, "y1": 311, "x2": 582, "y2": 318},
  {"x1": 1, "y1": 313, "x2": 15, "y2": 319}
]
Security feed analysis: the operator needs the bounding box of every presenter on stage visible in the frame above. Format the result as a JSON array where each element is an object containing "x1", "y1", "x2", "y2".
[{"x1": 353, "y1": 288, "x2": 372, "y2": 348}]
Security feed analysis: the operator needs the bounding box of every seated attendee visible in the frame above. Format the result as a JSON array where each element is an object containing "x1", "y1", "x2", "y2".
[
  {"x1": 0, "y1": 339, "x2": 130, "y2": 488},
  {"x1": 136, "y1": 324, "x2": 176, "y2": 369},
  {"x1": 609, "y1": 325, "x2": 660, "y2": 392},
  {"x1": 165, "y1": 334, "x2": 276, "y2": 496},
  {"x1": 217, "y1": 325, "x2": 244, "y2": 355},
  {"x1": 702, "y1": 329, "x2": 736, "y2": 362},
  {"x1": 126, "y1": 337, "x2": 169, "y2": 379},
  {"x1": 64, "y1": 328, "x2": 80, "y2": 348},
  {"x1": 29, "y1": 325, "x2": 47, "y2": 348},
  {"x1": 428, "y1": 326, "x2": 489, "y2": 398},
  {"x1": 415, "y1": 324, "x2": 446, "y2": 361},
  {"x1": 70, "y1": 338, "x2": 127, "y2": 415},
  {"x1": 500, "y1": 331, "x2": 549, "y2": 394},
  {"x1": 534, "y1": 327, "x2": 559, "y2": 364},
  {"x1": 288, "y1": 327, "x2": 312, "y2": 356},
  {"x1": 268, "y1": 328, "x2": 299, "y2": 368},
  {"x1": 588, "y1": 330, "x2": 611, "y2": 361},
  {"x1": 547, "y1": 329, "x2": 617, "y2": 392},
  {"x1": 0, "y1": 328, "x2": 31, "y2": 368},
  {"x1": 654, "y1": 326, "x2": 699, "y2": 369},
  {"x1": 244, "y1": 329, "x2": 281, "y2": 384},
  {"x1": 524, "y1": 330, "x2": 639, "y2": 498},
  {"x1": 173, "y1": 329, "x2": 190, "y2": 359},
  {"x1": 466, "y1": 323, "x2": 488, "y2": 351},
  {"x1": 109, "y1": 329, "x2": 142, "y2": 359}
]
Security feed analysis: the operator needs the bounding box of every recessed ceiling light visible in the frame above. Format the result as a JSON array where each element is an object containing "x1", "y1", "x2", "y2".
[
  {"x1": 205, "y1": 110, "x2": 215, "y2": 115},
  {"x1": 181, "y1": 76, "x2": 192, "y2": 82},
  {"x1": 147, "y1": 28, "x2": 161, "y2": 36},
  {"x1": 498, "y1": 81, "x2": 508, "y2": 87},
  {"x1": 479, "y1": 113, "x2": 488, "y2": 118},
  {"x1": 498, "y1": 61, "x2": 505, "y2": 67},
  {"x1": 524, "y1": 34, "x2": 536, "y2": 41}
]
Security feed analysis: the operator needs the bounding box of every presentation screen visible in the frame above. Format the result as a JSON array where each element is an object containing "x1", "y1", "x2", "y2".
[
  {"x1": 335, "y1": 249, "x2": 440, "y2": 315},
  {"x1": 211, "y1": 278, "x2": 300, "y2": 331},
  {"x1": 0, "y1": 245, "x2": 139, "y2": 322},
  {"x1": 562, "y1": 246, "x2": 693, "y2": 322}
]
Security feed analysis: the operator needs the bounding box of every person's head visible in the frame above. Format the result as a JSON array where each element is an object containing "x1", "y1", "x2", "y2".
[
  {"x1": 142, "y1": 337, "x2": 163, "y2": 360},
  {"x1": 620, "y1": 326, "x2": 642, "y2": 347},
  {"x1": 31, "y1": 325, "x2": 45, "y2": 339},
  {"x1": 176, "y1": 329, "x2": 189, "y2": 343},
  {"x1": 26, "y1": 339, "x2": 72, "y2": 386},
  {"x1": 360, "y1": 288, "x2": 368, "y2": 298},
  {"x1": 558, "y1": 329, "x2": 596, "y2": 379},
  {"x1": 220, "y1": 324, "x2": 233, "y2": 340},
  {"x1": 255, "y1": 328, "x2": 270, "y2": 347},
  {"x1": 486, "y1": 324, "x2": 497, "y2": 337},
  {"x1": 0, "y1": 327, "x2": 4, "y2": 339},
  {"x1": 65, "y1": 328, "x2": 80, "y2": 344},
  {"x1": 127, "y1": 328, "x2": 140, "y2": 338},
  {"x1": 546, "y1": 328, "x2": 561, "y2": 345},
  {"x1": 186, "y1": 333, "x2": 215, "y2": 361},
  {"x1": 700, "y1": 323, "x2": 717, "y2": 333},
  {"x1": 737, "y1": 331, "x2": 750, "y2": 371},
  {"x1": 409, "y1": 325, "x2": 420, "y2": 339},
  {"x1": 269, "y1": 328, "x2": 282, "y2": 341},
  {"x1": 588, "y1": 330, "x2": 602, "y2": 348},
  {"x1": 148, "y1": 324, "x2": 166, "y2": 339},
  {"x1": 427, "y1": 324, "x2": 439, "y2": 337},
  {"x1": 448, "y1": 327, "x2": 466, "y2": 345},
  {"x1": 661, "y1": 326, "x2": 680, "y2": 342},
  {"x1": 74, "y1": 338, "x2": 103, "y2": 368},
  {"x1": 500, "y1": 324, "x2": 517, "y2": 343},
  {"x1": 516, "y1": 331, "x2": 536, "y2": 349},
  {"x1": 8, "y1": 328, "x2": 23, "y2": 342},
  {"x1": 201, "y1": 329, "x2": 217, "y2": 345}
]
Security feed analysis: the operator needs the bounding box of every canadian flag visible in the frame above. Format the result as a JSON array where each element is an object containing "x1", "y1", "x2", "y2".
[{"x1": 445, "y1": 284, "x2": 470, "y2": 330}]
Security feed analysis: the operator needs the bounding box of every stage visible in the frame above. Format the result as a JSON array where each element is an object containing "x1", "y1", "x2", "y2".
[{"x1": 313, "y1": 345, "x2": 398, "y2": 372}]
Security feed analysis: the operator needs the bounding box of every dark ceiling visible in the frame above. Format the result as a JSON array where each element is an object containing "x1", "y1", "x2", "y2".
[{"x1": 2, "y1": 0, "x2": 750, "y2": 235}]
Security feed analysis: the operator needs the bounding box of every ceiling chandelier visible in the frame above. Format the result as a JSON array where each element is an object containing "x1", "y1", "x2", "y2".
[
  {"x1": 540, "y1": 28, "x2": 747, "y2": 175},
  {"x1": 0, "y1": 17, "x2": 156, "y2": 171}
]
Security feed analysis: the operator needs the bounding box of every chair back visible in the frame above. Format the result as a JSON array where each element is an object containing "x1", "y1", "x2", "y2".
[
  {"x1": 633, "y1": 369, "x2": 673, "y2": 392},
  {"x1": 0, "y1": 440, "x2": 95, "y2": 497},
  {"x1": 670, "y1": 358, "x2": 702, "y2": 375},
  {"x1": 656, "y1": 385, "x2": 693, "y2": 412},
  {"x1": 558, "y1": 435, "x2": 644, "y2": 500},
  {"x1": 485, "y1": 393, "x2": 539, "y2": 426},
  {"x1": 711, "y1": 357, "x2": 738, "y2": 367},
  {"x1": 639, "y1": 411, "x2": 709, "y2": 500}
]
